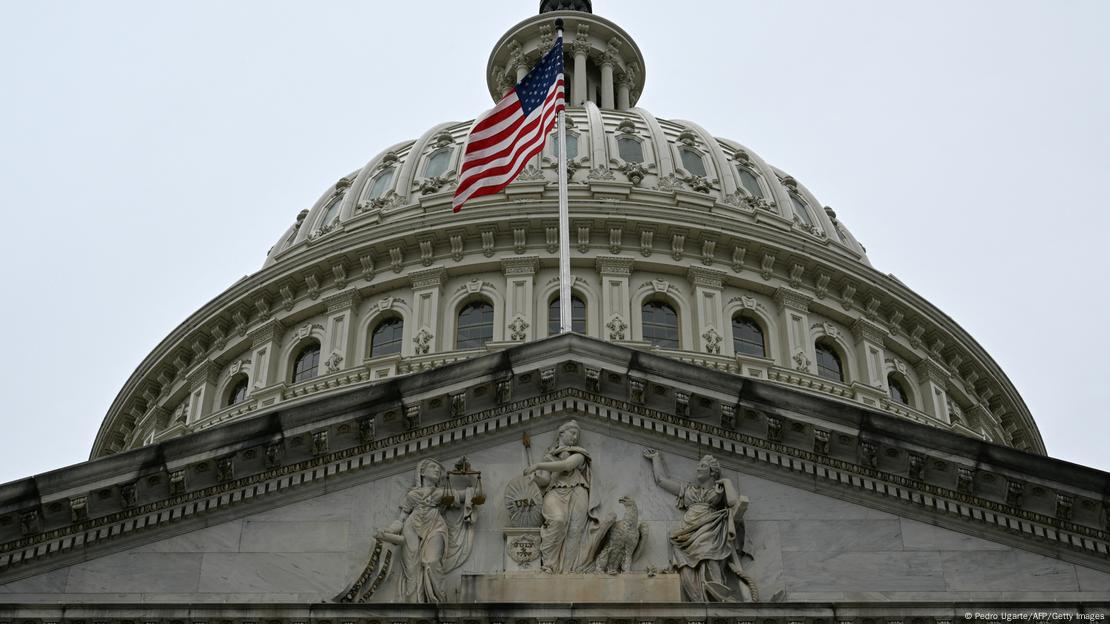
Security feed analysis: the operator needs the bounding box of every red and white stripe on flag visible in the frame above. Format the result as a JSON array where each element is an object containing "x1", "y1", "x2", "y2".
[{"x1": 453, "y1": 39, "x2": 565, "y2": 213}]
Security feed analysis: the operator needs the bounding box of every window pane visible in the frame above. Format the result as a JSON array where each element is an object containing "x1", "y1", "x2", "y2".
[
  {"x1": 889, "y1": 375, "x2": 910, "y2": 405},
  {"x1": 551, "y1": 134, "x2": 578, "y2": 159},
  {"x1": 732, "y1": 316, "x2": 765, "y2": 357},
  {"x1": 642, "y1": 301, "x2": 679, "y2": 349},
  {"x1": 371, "y1": 318, "x2": 404, "y2": 357},
  {"x1": 680, "y1": 148, "x2": 707, "y2": 177},
  {"x1": 548, "y1": 296, "x2": 586, "y2": 335},
  {"x1": 424, "y1": 150, "x2": 451, "y2": 178},
  {"x1": 319, "y1": 197, "x2": 342, "y2": 227},
  {"x1": 790, "y1": 194, "x2": 814, "y2": 227},
  {"x1": 815, "y1": 343, "x2": 843, "y2": 382},
  {"x1": 368, "y1": 168, "x2": 395, "y2": 199},
  {"x1": 737, "y1": 167, "x2": 764, "y2": 198},
  {"x1": 618, "y1": 137, "x2": 644, "y2": 163},
  {"x1": 227, "y1": 377, "x2": 249, "y2": 406},
  {"x1": 292, "y1": 343, "x2": 321, "y2": 383},
  {"x1": 457, "y1": 302, "x2": 494, "y2": 349}
]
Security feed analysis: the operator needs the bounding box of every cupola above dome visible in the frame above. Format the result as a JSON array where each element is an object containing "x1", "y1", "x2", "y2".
[
  {"x1": 539, "y1": 0, "x2": 592, "y2": 13},
  {"x1": 487, "y1": 7, "x2": 644, "y2": 108}
]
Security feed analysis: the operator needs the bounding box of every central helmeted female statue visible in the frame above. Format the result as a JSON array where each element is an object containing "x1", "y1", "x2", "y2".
[{"x1": 523, "y1": 419, "x2": 597, "y2": 573}]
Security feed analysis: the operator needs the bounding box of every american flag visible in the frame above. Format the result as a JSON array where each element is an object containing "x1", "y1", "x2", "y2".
[{"x1": 453, "y1": 35, "x2": 565, "y2": 212}]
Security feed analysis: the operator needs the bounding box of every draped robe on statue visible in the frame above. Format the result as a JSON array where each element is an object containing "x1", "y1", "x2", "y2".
[{"x1": 537, "y1": 445, "x2": 595, "y2": 573}]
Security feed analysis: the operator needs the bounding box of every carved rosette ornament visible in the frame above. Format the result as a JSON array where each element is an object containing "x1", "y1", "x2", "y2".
[
  {"x1": 607, "y1": 315, "x2": 628, "y2": 341},
  {"x1": 702, "y1": 327, "x2": 723, "y2": 354}
]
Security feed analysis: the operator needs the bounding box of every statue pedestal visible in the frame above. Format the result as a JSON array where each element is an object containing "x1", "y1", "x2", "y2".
[
  {"x1": 461, "y1": 572, "x2": 682, "y2": 603},
  {"x1": 503, "y1": 527, "x2": 542, "y2": 571}
]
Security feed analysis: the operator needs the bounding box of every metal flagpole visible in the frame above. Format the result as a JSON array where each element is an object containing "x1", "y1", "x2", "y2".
[{"x1": 555, "y1": 19, "x2": 572, "y2": 334}]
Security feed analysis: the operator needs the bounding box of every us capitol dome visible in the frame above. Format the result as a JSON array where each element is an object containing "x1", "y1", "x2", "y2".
[{"x1": 89, "y1": 0, "x2": 1043, "y2": 460}]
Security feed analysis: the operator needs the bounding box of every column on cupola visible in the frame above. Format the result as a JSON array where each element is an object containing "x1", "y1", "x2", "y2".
[
  {"x1": 687, "y1": 267, "x2": 727, "y2": 356},
  {"x1": 851, "y1": 318, "x2": 889, "y2": 389},
  {"x1": 773, "y1": 289, "x2": 815, "y2": 374},
  {"x1": 320, "y1": 290, "x2": 361, "y2": 374},
  {"x1": 571, "y1": 26, "x2": 590, "y2": 106},
  {"x1": 508, "y1": 40, "x2": 528, "y2": 83},
  {"x1": 600, "y1": 38, "x2": 620, "y2": 110},
  {"x1": 595, "y1": 256, "x2": 634, "y2": 342},
  {"x1": 184, "y1": 360, "x2": 221, "y2": 425},
  {"x1": 409, "y1": 266, "x2": 447, "y2": 356},
  {"x1": 915, "y1": 357, "x2": 952, "y2": 424},
  {"x1": 502, "y1": 256, "x2": 539, "y2": 342},
  {"x1": 248, "y1": 319, "x2": 285, "y2": 391},
  {"x1": 616, "y1": 75, "x2": 631, "y2": 110}
]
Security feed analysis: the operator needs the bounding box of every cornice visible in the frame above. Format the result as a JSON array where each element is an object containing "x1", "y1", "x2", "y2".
[{"x1": 11, "y1": 338, "x2": 1103, "y2": 587}]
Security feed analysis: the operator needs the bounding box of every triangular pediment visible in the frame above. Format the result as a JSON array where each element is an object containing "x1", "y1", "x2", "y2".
[{"x1": 2, "y1": 335, "x2": 1110, "y2": 608}]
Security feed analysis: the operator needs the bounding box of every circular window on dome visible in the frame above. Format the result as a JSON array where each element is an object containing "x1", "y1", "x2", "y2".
[
  {"x1": 679, "y1": 147, "x2": 707, "y2": 177},
  {"x1": 617, "y1": 136, "x2": 644, "y2": 163},
  {"x1": 736, "y1": 166, "x2": 764, "y2": 199},
  {"x1": 423, "y1": 149, "x2": 452, "y2": 179},
  {"x1": 550, "y1": 132, "x2": 578, "y2": 160},
  {"x1": 366, "y1": 167, "x2": 395, "y2": 200}
]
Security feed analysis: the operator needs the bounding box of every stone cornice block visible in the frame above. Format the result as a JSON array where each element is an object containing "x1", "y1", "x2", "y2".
[
  {"x1": 851, "y1": 317, "x2": 889, "y2": 344},
  {"x1": 915, "y1": 357, "x2": 950, "y2": 385},
  {"x1": 686, "y1": 265, "x2": 726, "y2": 290},
  {"x1": 408, "y1": 266, "x2": 447, "y2": 290},
  {"x1": 247, "y1": 318, "x2": 285, "y2": 347},
  {"x1": 323, "y1": 288, "x2": 362, "y2": 313},
  {"x1": 595, "y1": 255, "x2": 633, "y2": 275},
  {"x1": 774, "y1": 287, "x2": 811, "y2": 312},
  {"x1": 501, "y1": 255, "x2": 539, "y2": 275}
]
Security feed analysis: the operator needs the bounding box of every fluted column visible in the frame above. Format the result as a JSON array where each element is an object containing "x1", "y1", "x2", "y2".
[{"x1": 572, "y1": 30, "x2": 590, "y2": 106}]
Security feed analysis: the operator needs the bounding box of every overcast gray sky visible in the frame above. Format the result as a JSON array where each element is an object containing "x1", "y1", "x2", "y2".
[{"x1": 0, "y1": 1, "x2": 1107, "y2": 485}]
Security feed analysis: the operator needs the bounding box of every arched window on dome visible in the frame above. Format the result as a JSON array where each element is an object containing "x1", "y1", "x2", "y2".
[
  {"x1": 550, "y1": 132, "x2": 578, "y2": 160},
  {"x1": 814, "y1": 340, "x2": 844, "y2": 383},
  {"x1": 291, "y1": 342, "x2": 321, "y2": 384},
  {"x1": 548, "y1": 295, "x2": 586, "y2": 335},
  {"x1": 317, "y1": 196, "x2": 343, "y2": 229},
  {"x1": 888, "y1": 373, "x2": 912, "y2": 406},
  {"x1": 736, "y1": 166, "x2": 765, "y2": 199},
  {"x1": 642, "y1": 300, "x2": 679, "y2": 349},
  {"x1": 617, "y1": 136, "x2": 644, "y2": 163},
  {"x1": 789, "y1": 193, "x2": 817, "y2": 230},
  {"x1": 457, "y1": 301, "x2": 494, "y2": 349},
  {"x1": 225, "y1": 374, "x2": 249, "y2": 407},
  {"x1": 367, "y1": 168, "x2": 395, "y2": 200},
  {"x1": 423, "y1": 149, "x2": 452, "y2": 179},
  {"x1": 369, "y1": 317, "x2": 404, "y2": 357},
  {"x1": 732, "y1": 315, "x2": 766, "y2": 358},
  {"x1": 679, "y1": 147, "x2": 707, "y2": 177}
]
